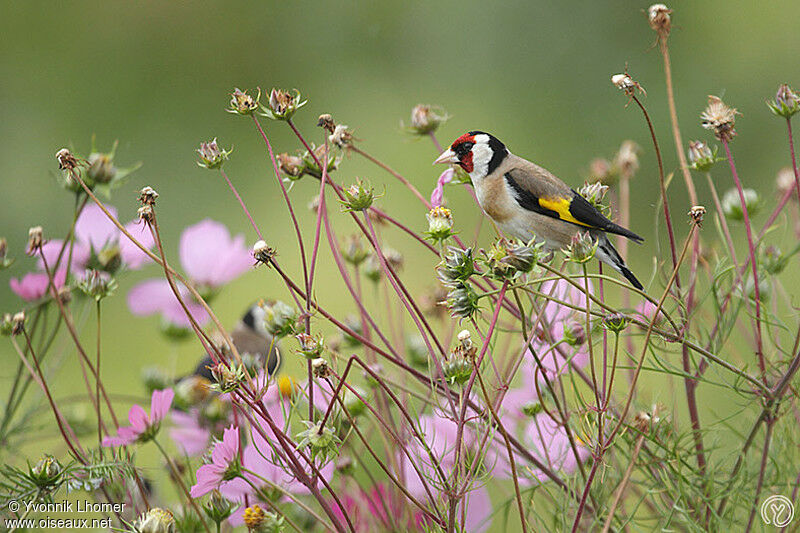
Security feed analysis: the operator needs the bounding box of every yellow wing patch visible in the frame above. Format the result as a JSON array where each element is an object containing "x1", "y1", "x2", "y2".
[{"x1": 538, "y1": 197, "x2": 594, "y2": 228}]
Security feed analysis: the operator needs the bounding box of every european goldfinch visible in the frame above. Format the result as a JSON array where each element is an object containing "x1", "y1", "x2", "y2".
[{"x1": 434, "y1": 131, "x2": 644, "y2": 290}]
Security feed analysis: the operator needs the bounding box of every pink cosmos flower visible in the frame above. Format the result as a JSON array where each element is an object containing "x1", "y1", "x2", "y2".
[
  {"x1": 430, "y1": 168, "x2": 454, "y2": 207},
  {"x1": 328, "y1": 484, "x2": 423, "y2": 533},
  {"x1": 522, "y1": 413, "x2": 590, "y2": 480},
  {"x1": 635, "y1": 300, "x2": 667, "y2": 328},
  {"x1": 190, "y1": 425, "x2": 241, "y2": 498},
  {"x1": 9, "y1": 269, "x2": 68, "y2": 301},
  {"x1": 39, "y1": 204, "x2": 154, "y2": 271},
  {"x1": 102, "y1": 388, "x2": 173, "y2": 446},
  {"x1": 169, "y1": 410, "x2": 212, "y2": 456},
  {"x1": 127, "y1": 219, "x2": 252, "y2": 328}
]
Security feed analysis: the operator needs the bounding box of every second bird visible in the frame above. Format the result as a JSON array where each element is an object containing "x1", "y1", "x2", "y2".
[{"x1": 434, "y1": 131, "x2": 644, "y2": 290}]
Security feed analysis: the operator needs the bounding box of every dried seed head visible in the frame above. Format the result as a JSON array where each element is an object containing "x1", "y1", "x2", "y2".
[
  {"x1": 26, "y1": 226, "x2": 44, "y2": 256},
  {"x1": 277, "y1": 152, "x2": 305, "y2": 179},
  {"x1": 776, "y1": 167, "x2": 796, "y2": 199},
  {"x1": 137, "y1": 205, "x2": 155, "y2": 224},
  {"x1": 611, "y1": 72, "x2": 645, "y2": 98},
  {"x1": 317, "y1": 114, "x2": 336, "y2": 133},
  {"x1": 578, "y1": 181, "x2": 609, "y2": 210},
  {"x1": 296, "y1": 333, "x2": 324, "y2": 359},
  {"x1": 78, "y1": 269, "x2": 117, "y2": 301},
  {"x1": 647, "y1": 4, "x2": 671, "y2": 37},
  {"x1": 56, "y1": 148, "x2": 79, "y2": 172},
  {"x1": 263, "y1": 88, "x2": 307, "y2": 121},
  {"x1": 615, "y1": 140, "x2": 640, "y2": 178},
  {"x1": 311, "y1": 357, "x2": 330, "y2": 379},
  {"x1": 688, "y1": 205, "x2": 706, "y2": 227},
  {"x1": 564, "y1": 231, "x2": 597, "y2": 264},
  {"x1": 701, "y1": 96, "x2": 739, "y2": 142},
  {"x1": 11, "y1": 311, "x2": 26, "y2": 336},
  {"x1": 228, "y1": 87, "x2": 260, "y2": 116},
  {"x1": 457, "y1": 329, "x2": 472, "y2": 349},
  {"x1": 86, "y1": 152, "x2": 117, "y2": 184},
  {"x1": 383, "y1": 247, "x2": 404, "y2": 271},
  {"x1": 139, "y1": 186, "x2": 159, "y2": 206},
  {"x1": 252, "y1": 240, "x2": 276, "y2": 266},
  {"x1": 341, "y1": 234, "x2": 368, "y2": 266},
  {"x1": 408, "y1": 104, "x2": 448, "y2": 135},
  {"x1": 197, "y1": 138, "x2": 231, "y2": 169},
  {"x1": 329, "y1": 124, "x2": 353, "y2": 148}
]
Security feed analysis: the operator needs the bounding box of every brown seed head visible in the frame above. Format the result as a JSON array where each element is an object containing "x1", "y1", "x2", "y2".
[
  {"x1": 647, "y1": 4, "x2": 672, "y2": 37},
  {"x1": 228, "y1": 87, "x2": 259, "y2": 115},
  {"x1": 137, "y1": 205, "x2": 155, "y2": 224},
  {"x1": 56, "y1": 148, "x2": 79, "y2": 172},
  {"x1": 277, "y1": 152, "x2": 304, "y2": 178},
  {"x1": 688, "y1": 205, "x2": 706, "y2": 227},
  {"x1": 615, "y1": 140, "x2": 640, "y2": 178},
  {"x1": 317, "y1": 114, "x2": 335, "y2": 133},
  {"x1": 26, "y1": 226, "x2": 44, "y2": 256},
  {"x1": 138, "y1": 186, "x2": 159, "y2": 206},
  {"x1": 329, "y1": 124, "x2": 353, "y2": 148},
  {"x1": 701, "y1": 95, "x2": 739, "y2": 142}
]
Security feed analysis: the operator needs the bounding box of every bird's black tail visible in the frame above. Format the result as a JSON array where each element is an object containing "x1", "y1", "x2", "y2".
[{"x1": 595, "y1": 234, "x2": 644, "y2": 290}]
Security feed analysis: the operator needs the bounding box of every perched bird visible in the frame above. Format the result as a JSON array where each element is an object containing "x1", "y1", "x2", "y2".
[
  {"x1": 434, "y1": 131, "x2": 644, "y2": 290},
  {"x1": 192, "y1": 303, "x2": 281, "y2": 380}
]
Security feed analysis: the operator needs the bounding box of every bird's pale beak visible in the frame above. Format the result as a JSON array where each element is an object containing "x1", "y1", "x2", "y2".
[{"x1": 433, "y1": 149, "x2": 458, "y2": 165}]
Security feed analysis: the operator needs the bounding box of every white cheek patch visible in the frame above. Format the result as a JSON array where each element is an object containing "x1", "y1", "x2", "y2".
[{"x1": 469, "y1": 134, "x2": 492, "y2": 180}]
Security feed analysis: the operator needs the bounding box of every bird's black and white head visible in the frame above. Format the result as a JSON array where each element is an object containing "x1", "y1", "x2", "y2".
[{"x1": 433, "y1": 131, "x2": 509, "y2": 181}]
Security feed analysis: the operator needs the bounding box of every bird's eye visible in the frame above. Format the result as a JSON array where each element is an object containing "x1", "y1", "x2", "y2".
[{"x1": 455, "y1": 142, "x2": 474, "y2": 157}]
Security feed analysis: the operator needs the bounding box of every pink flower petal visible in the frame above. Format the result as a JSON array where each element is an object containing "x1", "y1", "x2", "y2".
[
  {"x1": 119, "y1": 221, "x2": 155, "y2": 269},
  {"x1": 430, "y1": 168, "x2": 454, "y2": 207},
  {"x1": 127, "y1": 404, "x2": 149, "y2": 433},
  {"x1": 150, "y1": 389, "x2": 174, "y2": 422},
  {"x1": 127, "y1": 279, "x2": 209, "y2": 327},
  {"x1": 9, "y1": 269, "x2": 67, "y2": 301},
  {"x1": 179, "y1": 219, "x2": 252, "y2": 287},
  {"x1": 170, "y1": 410, "x2": 211, "y2": 456},
  {"x1": 75, "y1": 204, "x2": 120, "y2": 251},
  {"x1": 37, "y1": 240, "x2": 91, "y2": 272}
]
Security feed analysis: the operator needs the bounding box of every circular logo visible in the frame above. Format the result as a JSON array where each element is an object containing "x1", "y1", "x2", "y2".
[{"x1": 761, "y1": 495, "x2": 794, "y2": 527}]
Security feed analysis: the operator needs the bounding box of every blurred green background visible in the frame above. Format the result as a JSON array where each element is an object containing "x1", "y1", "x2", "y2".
[{"x1": 2, "y1": 0, "x2": 800, "y2": 487}]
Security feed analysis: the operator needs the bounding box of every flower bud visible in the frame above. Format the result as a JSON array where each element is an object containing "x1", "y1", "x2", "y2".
[
  {"x1": 252, "y1": 240, "x2": 276, "y2": 266},
  {"x1": 262, "y1": 88, "x2": 307, "y2": 121},
  {"x1": 341, "y1": 180, "x2": 376, "y2": 212},
  {"x1": 443, "y1": 357, "x2": 473, "y2": 386},
  {"x1": 301, "y1": 144, "x2": 339, "y2": 179},
  {"x1": 701, "y1": 96, "x2": 738, "y2": 142},
  {"x1": 407, "y1": 104, "x2": 448, "y2": 135},
  {"x1": 210, "y1": 362, "x2": 248, "y2": 394},
  {"x1": 296, "y1": 420, "x2": 342, "y2": 463},
  {"x1": 196, "y1": 138, "x2": 231, "y2": 170},
  {"x1": 647, "y1": 4, "x2": 671, "y2": 37},
  {"x1": 445, "y1": 283, "x2": 480, "y2": 319},
  {"x1": 262, "y1": 300, "x2": 299, "y2": 338},
  {"x1": 406, "y1": 334, "x2": 429, "y2": 368},
  {"x1": 341, "y1": 234, "x2": 368, "y2": 266},
  {"x1": 721, "y1": 188, "x2": 759, "y2": 221},
  {"x1": 769, "y1": 84, "x2": 800, "y2": 118},
  {"x1": 78, "y1": 269, "x2": 117, "y2": 301},
  {"x1": 437, "y1": 247, "x2": 476, "y2": 287},
  {"x1": 136, "y1": 507, "x2": 176, "y2": 533},
  {"x1": 502, "y1": 240, "x2": 540, "y2": 273},
  {"x1": 564, "y1": 322, "x2": 586, "y2": 346},
  {"x1": 86, "y1": 152, "x2": 117, "y2": 184},
  {"x1": 26, "y1": 226, "x2": 44, "y2": 256},
  {"x1": 563, "y1": 232, "x2": 597, "y2": 264},
  {"x1": 603, "y1": 313, "x2": 629, "y2": 333},
  {"x1": 577, "y1": 182, "x2": 609, "y2": 212},
  {"x1": 763, "y1": 246, "x2": 788, "y2": 275},
  {"x1": 425, "y1": 206, "x2": 455, "y2": 242},
  {"x1": 139, "y1": 186, "x2": 159, "y2": 206},
  {"x1": 688, "y1": 205, "x2": 706, "y2": 227},
  {"x1": 202, "y1": 491, "x2": 233, "y2": 526},
  {"x1": 687, "y1": 140, "x2": 717, "y2": 172},
  {"x1": 30, "y1": 455, "x2": 62, "y2": 490},
  {"x1": 296, "y1": 333, "x2": 324, "y2": 360},
  {"x1": 227, "y1": 87, "x2": 260, "y2": 116}
]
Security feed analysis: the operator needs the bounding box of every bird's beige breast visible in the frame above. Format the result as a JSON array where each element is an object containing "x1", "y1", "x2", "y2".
[{"x1": 475, "y1": 175, "x2": 515, "y2": 223}]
